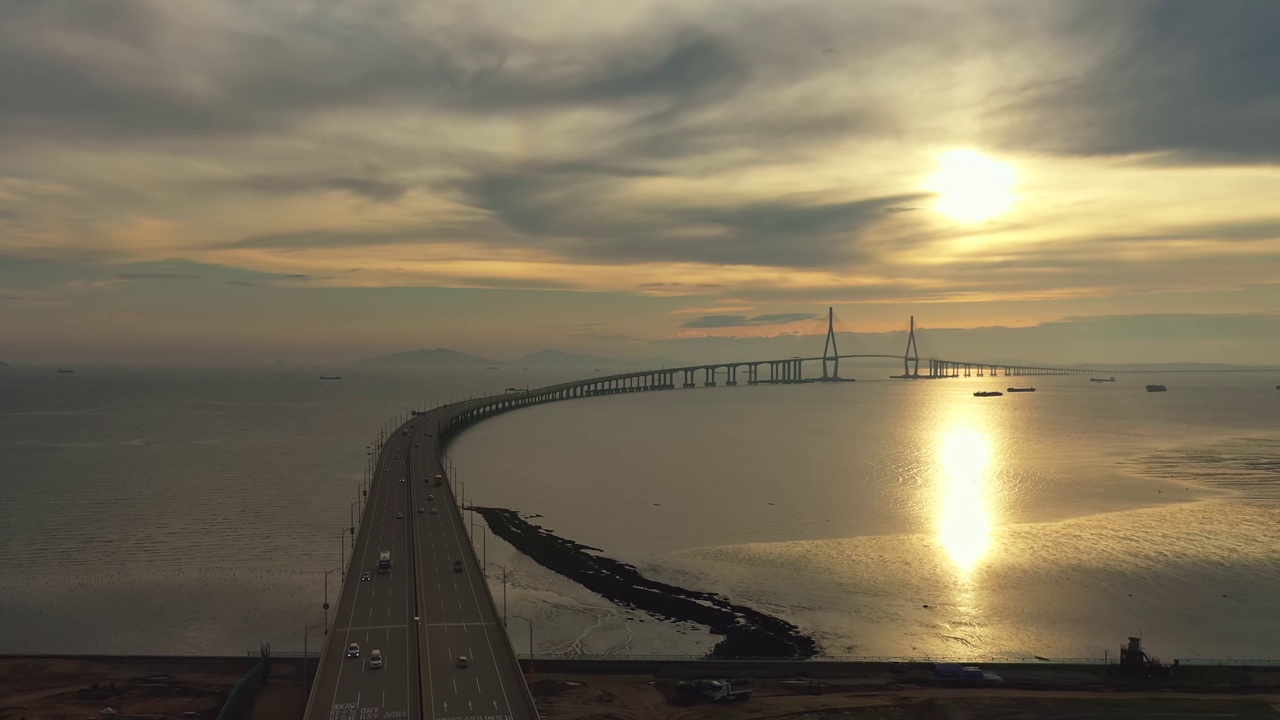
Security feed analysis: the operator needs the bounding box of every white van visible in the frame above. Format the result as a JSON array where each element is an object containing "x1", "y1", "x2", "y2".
[{"x1": 369, "y1": 649, "x2": 383, "y2": 669}]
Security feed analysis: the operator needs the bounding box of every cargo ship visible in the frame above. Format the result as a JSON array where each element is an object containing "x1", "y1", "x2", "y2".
[
  {"x1": 1090, "y1": 377, "x2": 1116, "y2": 382},
  {"x1": 319, "y1": 375, "x2": 342, "y2": 380},
  {"x1": 1006, "y1": 387, "x2": 1036, "y2": 393},
  {"x1": 973, "y1": 391, "x2": 1003, "y2": 397},
  {"x1": 1145, "y1": 384, "x2": 1167, "y2": 392}
]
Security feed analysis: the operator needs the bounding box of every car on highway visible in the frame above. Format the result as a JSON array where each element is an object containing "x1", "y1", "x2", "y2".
[
  {"x1": 427, "y1": 494, "x2": 434, "y2": 501},
  {"x1": 360, "y1": 571, "x2": 372, "y2": 581},
  {"x1": 452, "y1": 560, "x2": 464, "y2": 573},
  {"x1": 346, "y1": 643, "x2": 360, "y2": 658},
  {"x1": 368, "y1": 650, "x2": 383, "y2": 669},
  {"x1": 430, "y1": 507, "x2": 438, "y2": 514},
  {"x1": 396, "y1": 512, "x2": 404, "y2": 519},
  {"x1": 417, "y1": 507, "x2": 424, "y2": 513},
  {"x1": 399, "y1": 477, "x2": 405, "y2": 482},
  {"x1": 456, "y1": 655, "x2": 468, "y2": 668}
]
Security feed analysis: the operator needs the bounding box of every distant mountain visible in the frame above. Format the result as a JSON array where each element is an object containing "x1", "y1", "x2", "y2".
[
  {"x1": 0, "y1": 360, "x2": 8, "y2": 367},
  {"x1": 354, "y1": 348, "x2": 496, "y2": 366},
  {"x1": 508, "y1": 349, "x2": 677, "y2": 367},
  {"x1": 353, "y1": 347, "x2": 681, "y2": 367}
]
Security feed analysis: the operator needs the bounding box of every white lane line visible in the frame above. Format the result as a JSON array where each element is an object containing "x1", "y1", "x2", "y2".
[
  {"x1": 442, "y1": 490, "x2": 515, "y2": 717},
  {"x1": 345, "y1": 624, "x2": 406, "y2": 631},
  {"x1": 452, "y1": 677, "x2": 457, "y2": 694},
  {"x1": 475, "y1": 677, "x2": 481, "y2": 693}
]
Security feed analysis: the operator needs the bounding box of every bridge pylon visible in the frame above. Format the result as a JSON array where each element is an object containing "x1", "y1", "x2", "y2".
[
  {"x1": 902, "y1": 315, "x2": 920, "y2": 378},
  {"x1": 821, "y1": 306, "x2": 840, "y2": 380}
]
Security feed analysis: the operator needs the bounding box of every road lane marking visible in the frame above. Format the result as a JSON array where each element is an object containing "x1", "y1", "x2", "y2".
[
  {"x1": 452, "y1": 678, "x2": 457, "y2": 694},
  {"x1": 344, "y1": 624, "x2": 406, "y2": 631},
  {"x1": 475, "y1": 677, "x2": 481, "y2": 692}
]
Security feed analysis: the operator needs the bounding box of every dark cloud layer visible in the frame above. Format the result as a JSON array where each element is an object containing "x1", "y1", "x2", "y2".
[
  {"x1": 1005, "y1": 0, "x2": 1280, "y2": 163},
  {"x1": 682, "y1": 312, "x2": 819, "y2": 328},
  {"x1": 116, "y1": 273, "x2": 202, "y2": 281}
]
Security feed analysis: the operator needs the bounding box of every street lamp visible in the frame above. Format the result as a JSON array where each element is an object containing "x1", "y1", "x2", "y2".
[
  {"x1": 303, "y1": 621, "x2": 325, "y2": 702},
  {"x1": 514, "y1": 615, "x2": 534, "y2": 668},
  {"x1": 322, "y1": 569, "x2": 336, "y2": 634},
  {"x1": 338, "y1": 530, "x2": 346, "y2": 579},
  {"x1": 494, "y1": 563, "x2": 509, "y2": 626}
]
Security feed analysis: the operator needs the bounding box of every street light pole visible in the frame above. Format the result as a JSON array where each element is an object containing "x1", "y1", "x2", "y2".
[
  {"x1": 303, "y1": 621, "x2": 325, "y2": 704},
  {"x1": 496, "y1": 564, "x2": 508, "y2": 626},
  {"x1": 323, "y1": 569, "x2": 335, "y2": 634},
  {"x1": 338, "y1": 530, "x2": 345, "y2": 579},
  {"x1": 514, "y1": 615, "x2": 534, "y2": 667}
]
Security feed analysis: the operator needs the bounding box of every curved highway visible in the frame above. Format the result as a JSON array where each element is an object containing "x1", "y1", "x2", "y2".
[{"x1": 306, "y1": 407, "x2": 537, "y2": 720}]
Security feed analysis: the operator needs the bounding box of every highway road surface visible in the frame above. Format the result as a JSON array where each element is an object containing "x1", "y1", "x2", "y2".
[{"x1": 305, "y1": 406, "x2": 537, "y2": 720}]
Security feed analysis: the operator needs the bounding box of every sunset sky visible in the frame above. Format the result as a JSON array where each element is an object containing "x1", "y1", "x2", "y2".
[{"x1": 2, "y1": 0, "x2": 1278, "y2": 366}]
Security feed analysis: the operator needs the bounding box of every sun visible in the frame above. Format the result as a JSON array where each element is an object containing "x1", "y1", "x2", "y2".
[{"x1": 925, "y1": 149, "x2": 1017, "y2": 222}]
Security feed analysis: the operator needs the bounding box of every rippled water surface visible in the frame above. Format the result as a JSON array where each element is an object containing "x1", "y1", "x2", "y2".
[{"x1": 2, "y1": 366, "x2": 1277, "y2": 660}]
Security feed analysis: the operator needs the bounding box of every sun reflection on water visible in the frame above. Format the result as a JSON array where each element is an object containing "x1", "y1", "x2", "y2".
[{"x1": 936, "y1": 426, "x2": 995, "y2": 575}]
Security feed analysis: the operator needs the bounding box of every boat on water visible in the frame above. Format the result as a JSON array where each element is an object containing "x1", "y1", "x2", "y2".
[
  {"x1": 1090, "y1": 377, "x2": 1116, "y2": 382},
  {"x1": 485, "y1": 366, "x2": 499, "y2": 370},
  {"x1": 1146, "y1": 384, "x2": 1168, "y2": 392},
  {"x1": 56, "y1": 368, "x2": 74, "y2": 373},
  {"x1": 318, "y1": 375, "x2": 342, "y2": 380},
  {"x1": 1007, "y1": 387, "x2": 1036, "y2": 393},
  {"x1": 974, "y1": 391, "x2": 1003, "y2": 397}
]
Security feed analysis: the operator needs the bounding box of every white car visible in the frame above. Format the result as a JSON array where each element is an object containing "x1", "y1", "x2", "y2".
[
  {"x1": 456, "y1": 655, "x2": 468, "y2": 668},
  {"x1": 427, "y1": 495, "x2": 434, "y2": 501},
  {"x1": 368, "y1": 650, "x2": 383, "y2": 669},
  {"x1": 396, "y1": 512, "x2": 403, "y2": 519},
  {"x1": 417, "y1": 507, "x2": 424, "y2": 513},
  {"x1": 346, "y1": 643, "x2": 360, "y2": 657}
]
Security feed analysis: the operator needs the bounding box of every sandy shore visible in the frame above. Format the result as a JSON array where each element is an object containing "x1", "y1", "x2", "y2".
[
  {"x1": 0, "y1": 656, "x2": 304, "y2": 720},
  {"x1": 528, "y1": 670, "x2": 1280, "y2": 719}
]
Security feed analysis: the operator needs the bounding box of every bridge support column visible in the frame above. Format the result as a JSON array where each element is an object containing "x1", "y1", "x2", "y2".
[
  {"x1": 705, "y1": 367, "x2": 717, "y2": 387},
  {"x1": 727, "y1": 366, "x2": 738, "y2": 386}
]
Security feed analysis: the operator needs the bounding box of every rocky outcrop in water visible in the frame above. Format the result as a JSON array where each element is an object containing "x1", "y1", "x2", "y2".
[{"x1": 476, "y1": 506, "x2": 818, "y2": 659}]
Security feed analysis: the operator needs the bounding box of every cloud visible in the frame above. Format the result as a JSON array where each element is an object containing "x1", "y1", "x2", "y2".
[
  {"x1": 1001, "y1": 0, "x2": 1280, "y2": 163},
  {"x1": 456, "y1": 161, "x2": 929, "y2": 266},
  {"x1": 234, "y1": 174, "x2": 409, "y2": 203},
  {"x1": 681, "y1": 312, "x2": 819, "y2": 328},
  {"x1": 116, "y1": 272, "x2": 202, "y2": 280}
]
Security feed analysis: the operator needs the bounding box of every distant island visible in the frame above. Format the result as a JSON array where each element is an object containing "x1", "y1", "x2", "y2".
[
  {"x1": 0, "y1": 359, "x2": 8, "y2": 367},
  {"x1": 354, "y1": 347, "x2": 677, "y2": 368}
]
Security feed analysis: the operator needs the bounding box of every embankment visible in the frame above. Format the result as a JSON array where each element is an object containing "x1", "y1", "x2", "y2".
[{"x1": 476, "y1": 507, "x2": 818, "y2": 659}]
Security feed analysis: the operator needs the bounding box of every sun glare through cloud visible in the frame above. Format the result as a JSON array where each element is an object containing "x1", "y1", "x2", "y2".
[{"x1": 926, "y1": 149, "x2": 1017, "y2": 223}]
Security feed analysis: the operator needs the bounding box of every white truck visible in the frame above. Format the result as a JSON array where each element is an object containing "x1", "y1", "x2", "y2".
[
  {"x1": 703, "y1": 680, "x2": 750, "y2": 702},
  {"x1": 378, "y1": 550, "x2": 391, "y2": 573}
]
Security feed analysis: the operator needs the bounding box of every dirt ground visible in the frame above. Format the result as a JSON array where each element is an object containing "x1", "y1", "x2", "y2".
[
  {"x1": 528, "y1": 673, "x2": 1280, "y2": 720},
  {"x1": 0, "y1": 657, "x2": 301, "y2": 720}
]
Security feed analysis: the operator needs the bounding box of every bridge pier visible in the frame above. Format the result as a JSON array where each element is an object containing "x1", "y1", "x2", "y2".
[
  {"x1": 726, "y1": 365, "x2": 738, "y2": 386},
  {"x1": 704, "y1": 366, "x2": 717, "y2": 387}
]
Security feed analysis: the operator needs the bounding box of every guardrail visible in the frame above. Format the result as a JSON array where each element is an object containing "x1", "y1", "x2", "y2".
[
  {"x1": 524, "y1": 653, "x2": 1110, "y2": 664},
  {"x1": 216, "y1": 655, "x2": 268, "y2": 720},
  {"x1": 1175, "y1": 658, "x2": 1280, "y2": 667},
  {"x1": 246, "y1": 650, "x2": 318, "y2": 658},
  {"x1": 518, "y1": 653, "x2": 1280, "y2": 668}
]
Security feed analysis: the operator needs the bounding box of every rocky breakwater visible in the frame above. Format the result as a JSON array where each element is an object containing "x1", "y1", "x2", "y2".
[{"x1": 476, "y1": 507, "x2": 818, "y2": 659}]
